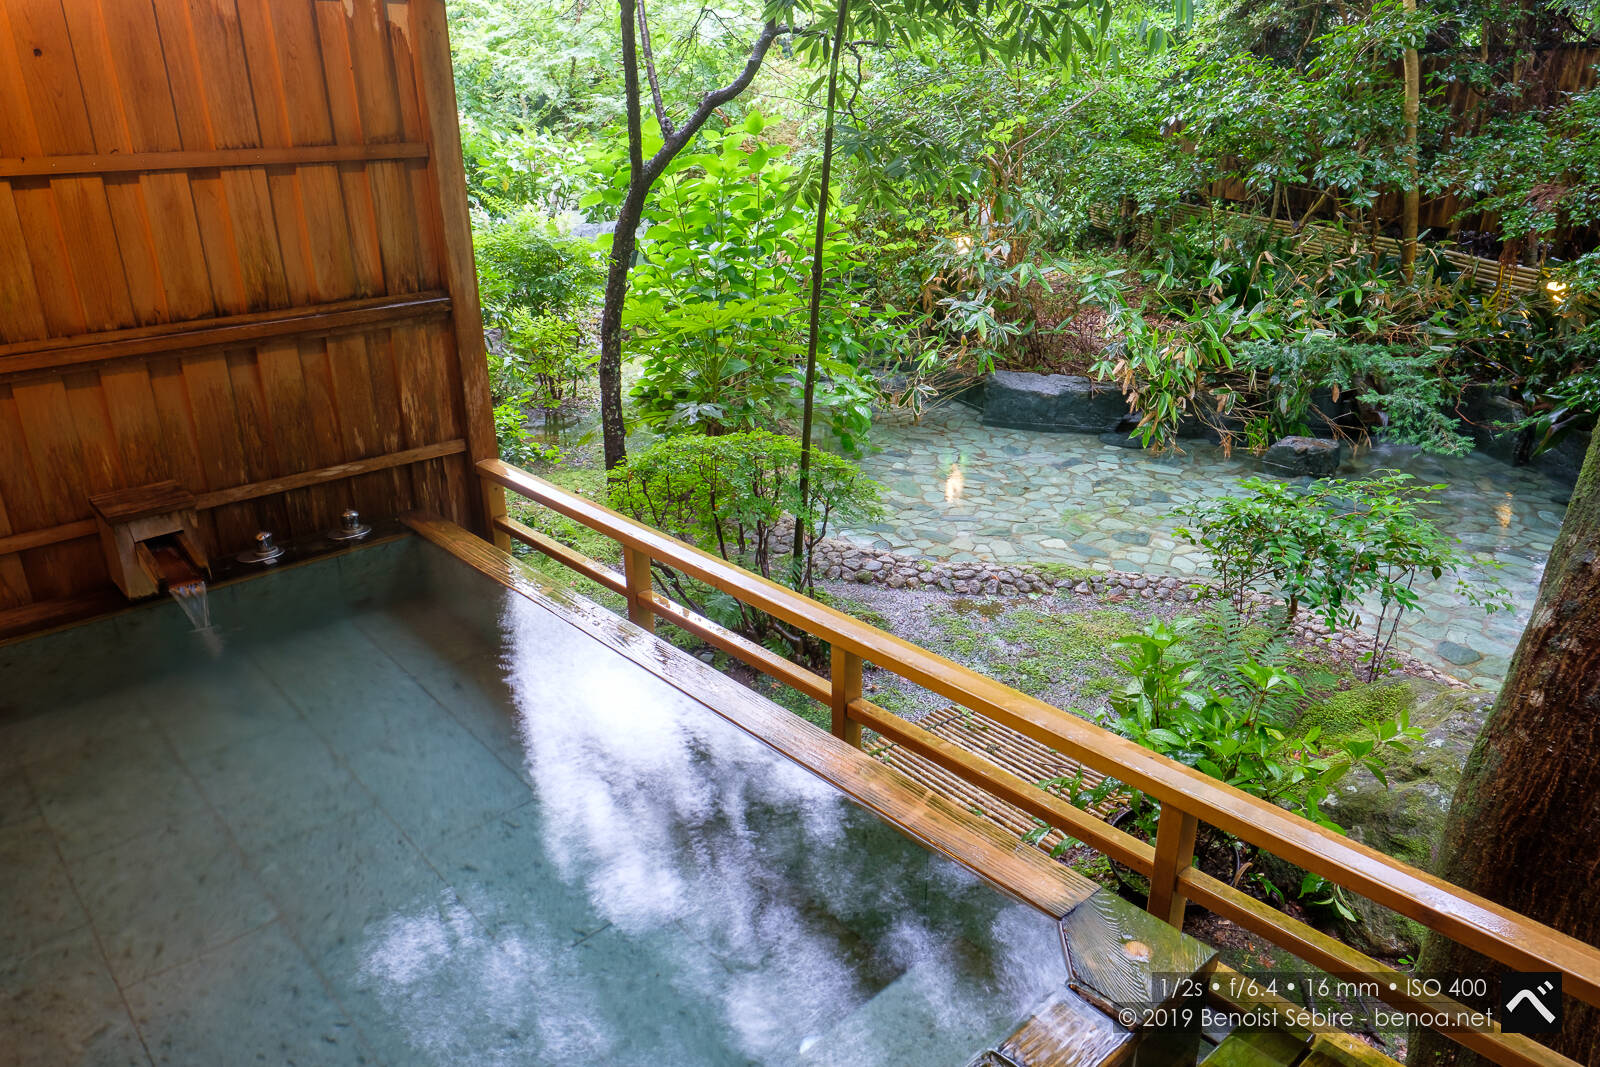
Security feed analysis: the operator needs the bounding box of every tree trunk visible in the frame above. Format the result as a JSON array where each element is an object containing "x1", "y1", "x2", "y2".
[
  {"x1": 1410, "y1": 430, "x2": 1600, "y2": 1066},
  {"x1": 1401, "y1": 0, "x2": 1420, "y2": 282},
  {"x1": 599, "y1": 185, "x2": 647, "y2": 470},
  {"x1": 790, "y1": 0, "x2": 851, "y2": 571},
  {"x1": 597, "y1": 2, "x2": 781, "y2": 470}
]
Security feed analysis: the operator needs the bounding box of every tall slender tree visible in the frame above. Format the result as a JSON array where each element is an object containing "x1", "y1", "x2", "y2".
[
  {"x1": 599, "y1": 0, "x2": 783, "y2": 469},
  {"x1": 599, "y1": 0, "x2": 1122, "y2": 472},
  {"x1": 1400, "y1": 0, "x2": 1420, "y2": 281},
  {"x1": 1410, "y1": 431, "x2": 1600, "y2": 1066}
]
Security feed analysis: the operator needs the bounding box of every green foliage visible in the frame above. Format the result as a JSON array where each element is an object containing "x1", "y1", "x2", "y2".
[
  {"x1": 1076, "y1": 617, "x2": 1421, "y2": 843},
  {"x1": 1234, "y1": 335, "x2": 1471, "y2": 454},
  {"x1": 587, "y1": 117, "x2": 878, "y2": 447},
  {"x1": 473, "y1": 209, "x2": 602, "y2": 326},
  {"x1": 1173, "y1": 474, "x2": 1509, "y2": 680},
  {"x1": 495, "y1": 309, "x2": 594, "y2": 408},
  {"x1": 607, "y1": 430, "x2": 881, "y2": 659}
]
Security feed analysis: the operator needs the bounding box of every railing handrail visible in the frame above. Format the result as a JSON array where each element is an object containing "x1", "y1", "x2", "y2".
[{"x1": 478, "y1": 457, "x2": 1600, "y2": 1048}]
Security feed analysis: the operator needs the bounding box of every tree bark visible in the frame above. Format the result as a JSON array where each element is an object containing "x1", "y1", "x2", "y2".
[
  {"x1": 1401, "y1": 0, "x2": 1420, "y2": 282},
  {"x1": 1410, "y1": 430, "x2": 1600, "y2": 1066},
  {"x1": 598, "y1": 0, "x2": 783, "y2": 469}
]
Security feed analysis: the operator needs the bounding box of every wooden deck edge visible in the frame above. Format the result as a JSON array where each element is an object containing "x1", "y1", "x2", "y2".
[{"x1": 400, "y1": 511, "x2": 1101, "y2": 920}]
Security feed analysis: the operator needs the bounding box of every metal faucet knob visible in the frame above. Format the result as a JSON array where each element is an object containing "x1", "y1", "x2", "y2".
[
  {"x1": 238, "y1": 529, "x2": 286, "y2": 565},
  {"x1": 328, "y1": 507, "x2": 372, "y2": 542}
]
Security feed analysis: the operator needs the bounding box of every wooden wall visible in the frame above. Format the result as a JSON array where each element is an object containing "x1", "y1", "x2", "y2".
[{"x1": 0, "y1": 0, "x2": 500, "y2": 632}]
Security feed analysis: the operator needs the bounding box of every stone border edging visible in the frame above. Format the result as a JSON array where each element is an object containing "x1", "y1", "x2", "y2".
[{"x1": 812, "y1": 535, "x2": 1461, "y2": 687}]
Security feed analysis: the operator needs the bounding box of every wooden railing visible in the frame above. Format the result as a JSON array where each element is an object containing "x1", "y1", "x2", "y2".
[{"x1": 476, "y1": 457, "x2": 1599, "y2": 1067}]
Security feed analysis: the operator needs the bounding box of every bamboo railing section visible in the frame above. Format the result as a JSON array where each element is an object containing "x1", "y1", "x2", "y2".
[
  {"x1": 1090, "y1": 203, "x2": 1547, "y2": 295},
  {"x1": 476, "y1": 457, "x2": 1598, "y2": 1067}
]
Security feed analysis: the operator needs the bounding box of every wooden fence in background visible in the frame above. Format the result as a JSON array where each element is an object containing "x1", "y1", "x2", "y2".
[{"x1": 0, "y1": 0, "x2": 501, "y2": 634}]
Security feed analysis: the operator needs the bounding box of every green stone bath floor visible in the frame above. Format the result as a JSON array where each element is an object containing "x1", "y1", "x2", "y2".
[{"x1": 842, "y1": 405, "x2": 1569, "y2": 689}]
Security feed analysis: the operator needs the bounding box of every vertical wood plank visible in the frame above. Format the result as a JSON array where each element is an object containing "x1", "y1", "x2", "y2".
[
  {"x1": 1148, "y1": 805, "x2": 1200, "y2": 926},
  {"x1": 622, "y1": 546, "x2": 656, "y2": 632},
  {"x1": 831, "y1": 646, "x2": 864, "y2": 748},
  {"x1": 254, "y1": 337, "x2": 322, "y2": 534},
  {"x1": 1, "y1": 0, "x2": 137, "y2": 331},
  {"x1": 0, "y1": 185, "x2": 48, "y2": 342},
  {"x1": 312, "y1": 0, "x2": 385, "y2": 294},
  {"x1": 403, "y1": 0, "x2": 505, "y2": 539}
]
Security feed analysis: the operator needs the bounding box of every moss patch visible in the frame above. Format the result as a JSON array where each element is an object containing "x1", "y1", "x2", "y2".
[
  {"x1": 1297, "y1": 680, "x2": 1420, "y2": 740},
  {"x1": 1026, "y1": 560, "x2": 1100, "y2": 584},
  {"x1": 816, "y1": 590, "x2": 893, "y2": 632},
  {"x1": 925, "y1": 603, "x2": 1141, "y2": 711}
]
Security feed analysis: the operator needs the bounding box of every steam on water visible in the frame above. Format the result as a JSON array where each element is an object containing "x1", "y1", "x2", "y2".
[{"x1": 170, "y1": 581, "x2": 224, "y2": 657}]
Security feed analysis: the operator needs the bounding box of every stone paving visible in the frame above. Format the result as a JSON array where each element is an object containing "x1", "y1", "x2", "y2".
[{"x1": 839, "y1": 405, "x2": 1570, "y2": 688}]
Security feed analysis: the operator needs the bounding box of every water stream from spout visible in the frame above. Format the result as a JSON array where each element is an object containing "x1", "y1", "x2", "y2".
[{"x1": 170, "y1": 581, "x2": 223, "y2": 657}]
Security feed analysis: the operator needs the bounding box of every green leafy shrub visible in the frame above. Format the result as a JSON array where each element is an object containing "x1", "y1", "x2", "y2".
[
  {"x1": 1055, "y1": 618, "x2": 1419, "y2": 917},
  {"x1": 590, "y1": 116, "x2": 876, "y2": 448},
  {"x1": 608, "y1": 430, "x2": 881, "y2": 662},
  {"x1": 1234, "y1": 335, "x2": 1470, "y2": 454},
  {"x1": 495, "y1": 309, "x2": 593, "y2": 408},
  {"x1": 472, "y1": 208, "x2": 601, "y2": 326},
  {"x1": 1173, "y1": 474, "x2": 1508, "y2": 679},
  {"x1": 1097, "y1": 620, "x2": 1417, "y2": 831}
]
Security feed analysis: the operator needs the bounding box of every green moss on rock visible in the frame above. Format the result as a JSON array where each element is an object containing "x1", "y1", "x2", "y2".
[{"x1": 1297, "y1": 680, "x2": 1426, "y2": 740}]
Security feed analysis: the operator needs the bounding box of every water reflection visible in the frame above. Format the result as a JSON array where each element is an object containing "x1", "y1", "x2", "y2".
[
  {"x1": 945, "y1": 460, "x2": 965, "y2": 503},
  {"x1": 357, "y1": 589, "x2": 1066, "y2": 1064}
]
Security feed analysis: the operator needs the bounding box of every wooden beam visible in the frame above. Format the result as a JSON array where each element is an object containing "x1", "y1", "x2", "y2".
[
  {"x1": 0, "y1": 293, "x2": 450, "y2": 379},
  {"x1": 0, "y1": 142, "x2": 429, "y2": 179},
  {"x1": 407, "y1": 1, "x2": 505, "y2": 542},
  {"x1": 622, "y1": 545, "x2": 656, "y2": 632},
  {"x1": 1181, "y1": 871, "x2": 1579, "y2": 1067},
  {"x1": 0, "y1": 441, "x2": 466, "y2": 557},
  {"x1": 494, "y1": 516, "x2": 627, "y2": 595},
  {"x1": 1147, "y1": 804, "x2": 1199, "y2": 926},
  {"x1": 0, "y1": 519, "x2": 97, "y2": 559},
  {"x1": 0, "y1": 589, "x2": 125, "y2": 641},
  {"x1": 193, "y1": 440, "x2": 466, "y2": 509},
  {"x1": 830, "y1": 645, "x2": 863, "y2": 748}
]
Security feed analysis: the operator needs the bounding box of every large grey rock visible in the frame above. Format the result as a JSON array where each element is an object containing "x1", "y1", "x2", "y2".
[
  {"x1": 981, "y1": 371, "x2": 1128, "y2": 433},
  {"x1": 1531, "y1": 428, "x2": 1591, "y2": 489},
  {"x1": 1317, "y1": 682, "x2": 1494, "y2": 955},
  {"x1": 1262, "y1": 436, "x2": 1342, "y2": 477},
  {"x1": 1455, "y1": 385, "x2": 1533, "y2": 465}
]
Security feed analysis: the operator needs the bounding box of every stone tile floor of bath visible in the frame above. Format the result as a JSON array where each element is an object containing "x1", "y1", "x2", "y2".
[{"x1": 839, "y1": 405, "x2": 1570, "y2": 689}]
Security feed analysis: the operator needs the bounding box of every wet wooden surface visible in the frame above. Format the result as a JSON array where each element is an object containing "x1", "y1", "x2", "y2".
[
  {"x1": 1059, "y1": 889, "x2": 1216, "y2": 1014},
  {"x1": 990, "y1": 987, "x2": 1135, "y2": 1067}
]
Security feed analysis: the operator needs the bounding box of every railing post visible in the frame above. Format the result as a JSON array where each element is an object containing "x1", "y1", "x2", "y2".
[
  {"x1": 1148, "y1": 803, "x2": 1199, "y2": 927},
  {"x1": 481, "y1": 477, "x2": 511, "y2": 551},
  {"x1": 622, "y1": 546, "x2": 656, "y2": 632},
  {"x1": 830, "y1": 644, "x2": 862, "y2": 748}
]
